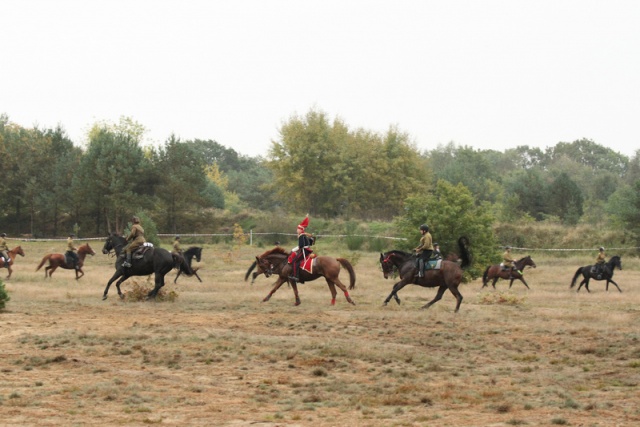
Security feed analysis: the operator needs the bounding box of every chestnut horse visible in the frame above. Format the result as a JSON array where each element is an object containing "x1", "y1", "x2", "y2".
[
  {"x1": 482, "y1": 255, "x2": 537, "y2": 289},
  {"x1": 379, "y1": 236, "x2": 471, "y2": 312},
  {"x1": 36, "y1": 243, "x2": 96, "y2": 280},
  {"x1": 1, "y1": 246, "x2": 26, "y2": 279},
  {"x1": 251, "y1": 247, "x2": 356, "y2": 306},
  {"x1": 570, "y1": 255, "x2": 622, "y2": 293}
]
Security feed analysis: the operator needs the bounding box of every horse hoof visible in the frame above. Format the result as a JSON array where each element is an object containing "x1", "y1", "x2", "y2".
[
  {"x1": 349, "y1": 300, "x2": 356, "y2": 306},
  {"x1": 119, "y1": 294, "x2": 125, "y2": 300},
  {"x1": 102, "y1": 295, "x2": 108, "y2": 301}
]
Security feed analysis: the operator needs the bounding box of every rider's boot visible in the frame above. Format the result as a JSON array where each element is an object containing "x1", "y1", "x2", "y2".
[
  {"x1": 123, "y1": 253, "x2": 132, "y2": 268},
  {"x1": 418, "y1": 259, "x2": 424, "y2": 277}
]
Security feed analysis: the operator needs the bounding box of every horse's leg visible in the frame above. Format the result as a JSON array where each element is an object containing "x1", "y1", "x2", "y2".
[
  {"x1": 513, "y1": 277, "x2": 530, "y2": 289},
  {"x1": 328, "y1": 276, "x2": 355, "y2": 305},
  {"x1": 325, "y1": 279, "x2": 338, "y2": 305},
  {"x1": 103, "y1": 270, "x2": 124, "y2": 300},
  {"x1": 115, "y1": 275, "x2": 130, "y2": 299},
  {"x1": 420, "y1": 285, "x2": 448, "y2": 311},
  {"x1": 444, "y1": 284, "x2": 464, "y2": 313},
  {"x1": 174, "y1": 270, "x2": 181, "y2": 284},
  {"x1": 383, "y1": 281, "x2": 408, "y2": 306},
  {"x1": 289, "y1": 280, "x2": 301, "y2": 306},
  {"x1": 607, "y1": 279, "x2": 622, "y2": 293},
  {"x1": 148, "y1": 271, "x2": 169, "y2": 300},
  {"x1": 263, "y1": 278, "x2": 286, "y2": 302},
  {"x1": 6, "y1": 265, "x2": 12, "y2": 279},
  {"x1": 76, "y1": 268, "x2": 84, "y2": 280},
  {"x1": 194, "y1": 271, "x2": 203, "y2": 282},
  {"x1": 492, "y1": 277, "x2": 499, "y2": 289}
]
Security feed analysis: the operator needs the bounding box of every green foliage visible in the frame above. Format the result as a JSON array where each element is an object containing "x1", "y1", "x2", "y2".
[
  {"x1": 0, "y1": 279, "x2": 9, "y2": 310},
  {"x1": 394, "y1": 180, "x2": 497, "y2": 279},
  {"x1": 548, "y1": 172, "x2": 584, "y2": 225}
]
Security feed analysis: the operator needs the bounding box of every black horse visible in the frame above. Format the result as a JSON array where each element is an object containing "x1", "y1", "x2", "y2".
[
  {"x1": 570, "y1": 255, "x2": 622, "y2": 293},
  {"x1": 174, "y1": 246, "x2": 203, "y2": 283},
  {"x1": 101, "y1": 233, "x2": 193, "y2": 300},
  {"x1": 379, "y1": 237, "x2": 471, "y2": 312}
]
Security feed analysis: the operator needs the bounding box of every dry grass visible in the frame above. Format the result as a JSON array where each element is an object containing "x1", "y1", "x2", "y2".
[{"x1": 1, "y1": 241, "x2": 640, "y2": 426}]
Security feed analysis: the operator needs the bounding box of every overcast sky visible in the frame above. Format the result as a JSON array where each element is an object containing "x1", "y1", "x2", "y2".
[{"x1": 3, "y1": 0, "x2": 639, "y2": 158}]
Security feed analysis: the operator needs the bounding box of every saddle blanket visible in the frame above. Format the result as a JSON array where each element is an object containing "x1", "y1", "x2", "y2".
[
  {"x1": 288, "y1": 252, "x2": 317, "y2": 273},
  {"x1": 428, "y1": 259, "x2": 443, "y2": 270}
]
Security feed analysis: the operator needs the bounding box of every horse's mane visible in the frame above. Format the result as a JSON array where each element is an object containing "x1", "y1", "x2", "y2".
[
  {"x1": 259, "y1": 246, "x2": 289, "y2": 258},
  {"x1": 386, "y1": 249, "x2": 412, "y2": 258}
]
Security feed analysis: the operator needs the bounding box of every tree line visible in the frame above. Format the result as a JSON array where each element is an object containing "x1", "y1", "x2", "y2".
[{"x1": 2, "y1": 109, "x2": 640, "y2": 253}]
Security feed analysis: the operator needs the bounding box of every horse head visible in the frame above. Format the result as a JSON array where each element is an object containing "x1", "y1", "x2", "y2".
[
  {"x1": 255, "y1": 255, "x2": 274, "y2": 278},
  {"x1": 81, "y1": 243, "x2": 96, "y2": 256},
  {"x1": 521, "y1": 255, "x2": 536, "y2": 269},
  {"x1": 610, "y1": 255, "x2": 622, "y2": 270},
  {"x1": 102, "y1": 233, "x2": 125, "y2": 255},
  {"x1": 16, "y1": 246, "x2": 25, "y2": 257},
  {"x1": 379, "y1": 252, "x2": 396, "y2": 279}
]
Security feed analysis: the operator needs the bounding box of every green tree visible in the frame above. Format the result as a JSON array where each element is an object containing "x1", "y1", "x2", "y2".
[
  {"x1": 394, "y1": 180, "x2": 497, "y2": 278},
  {"x1": 548, "y1": 172, "x2": 584, "y2": 225}
]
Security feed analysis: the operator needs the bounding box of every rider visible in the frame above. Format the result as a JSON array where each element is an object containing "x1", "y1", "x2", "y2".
[
  {"x1": 289, "y1": 214, "x2": 314, "y2": 283},
  {"x1": 66, "y1": 233, "x2": 80, "y2": 270},
  {"x1": 173, "y1": 235, "x2": 183, "y2": 254},
  {"x1": 122, "y1": 216, "x2": 146, "y2": 268},
  {"x1": 594, "y1": 247, "x2": 606, "y2": 279},
  {"x1": 433, "y1": 242, "x2": 442, "y2": 260},
  {"x1": 414, "y1": 224, "x2": 433, "y2": 278},
  {"x1": 503, "y1": 246, "x2": 517, "y2": 276},
  {"x1": 0, "y1": 233, "x2": 9, "y2": 267}
]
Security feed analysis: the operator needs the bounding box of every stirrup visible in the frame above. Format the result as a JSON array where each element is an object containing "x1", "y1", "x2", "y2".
[{"x1": 122, "y1": 261, "x2": 132, "y2": 268}]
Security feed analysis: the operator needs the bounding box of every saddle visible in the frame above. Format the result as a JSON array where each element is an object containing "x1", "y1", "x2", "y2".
[
  {"x1": 120, "y1": 243, "x2": 154, "y2": 261},
  {"x1": 414, "y1": 258, "x2": 443, "y2": 270}
]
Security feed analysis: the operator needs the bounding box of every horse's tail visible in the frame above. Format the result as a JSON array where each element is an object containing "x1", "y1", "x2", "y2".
[
  {"x1": 173, "y1": 253, "x2": 194, "y2": 275},
  {"x1": 36, "y1": 254, "x2": 51, "y2": 271},
  {"x1": 570, "y1": 267, "x2": 583, "y2": 288},
  {"x1": 337, "y1": 258, "x2": 356, "y2": 290},
  {"x1": 457, "y1": 236, "x2": 471, "y2": 269},
  {"x1": 245, "y1": 261, "x2": 257, "y2": 282},
  {"x1": 482, "y1": 266, "x2": 490, "y2": 283}
]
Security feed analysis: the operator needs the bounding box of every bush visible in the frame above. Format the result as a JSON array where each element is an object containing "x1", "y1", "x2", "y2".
[{"x1": 0, "y1": 279, "x2": 10, "y2": 311}]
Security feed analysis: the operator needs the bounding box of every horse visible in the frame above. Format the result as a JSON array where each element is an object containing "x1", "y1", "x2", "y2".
[
  {"x1": 379, "y1": 236, "x2": 471, "y2": 312},
  {"x1": 36, "y1": 243, "x2": 96, "y2": 280},
  {"x1": 481, "y1": 255, "x2": 537, "y2": 289},
  {"x1": 570, "y1": 255, "x2": 622, "y2": 293},
  {"x1": 1, "y1": 246, "x2": 26, "y2": 279},
  {"x1": 101, "y1": 233, "x2": 194, "y2": 300},
  {"x1": 174, "y1": 246, "x2": 203, "y2": 283},
  {"x1": 251, "y1": 247, "x2": 356, "y2": 306}
]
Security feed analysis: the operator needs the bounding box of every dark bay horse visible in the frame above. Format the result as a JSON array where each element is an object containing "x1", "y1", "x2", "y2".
[
  {"x1": 379, "y1": 236, "x2": 471, "y2": 312},
  {"x1": 482, "y1": 255, "x2": 537, "y2": 289},
  {"x1": 570, "y1": 255, "x2": 622, "y2": 293},
  {"x1": 251, "y1": 247, "x2": 356, "y2": 306},
  {"x1": 36, "y1": 243, "x2": 96, "y2": 279},
  {"x1": 1, "y1": 246, "x2": 26, "y2": 279},
  {"x1": 174, "y1": 246, "x2": 203, "y2": 283},
  {"x1": 101, "y1": 233, "x2": 193, "y2": 300}
]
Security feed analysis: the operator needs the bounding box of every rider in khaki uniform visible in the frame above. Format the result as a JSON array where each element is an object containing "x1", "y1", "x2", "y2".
[
  {"x1": 122, "y1": 216, "x2": 145, "y2": 268},
  {"x1": 503, "y1": 246, "x2": 517, "y2": 275},
  {"x1": 594, "y1": 247, "x2": 606, "y2": 278},
  {"x1": 414, "y1": 224, "x2": 434, "y2": 278},
  {"x1": 0, "y1": 233, "x2": 9, "y2": 267},
  {"x1": 66, "y1": 233, "x2": 80, "y2": 270},
  {"x1": 173, "y1": 236, "x2": 182, "y2": 254}
]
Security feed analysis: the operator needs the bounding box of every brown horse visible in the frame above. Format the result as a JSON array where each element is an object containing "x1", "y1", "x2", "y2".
[
  {"x1": 36, "y1": 243, "x2": 96, "y2": 280},
  {"x1": 379, "y1": 237, "x2": 471, "y2": 312},
  {"x1": 1, "y1": 246, "x2": 26, "y2": 279},
  {"x1": 482, "y1": 255, "x2": 537, "y2": 289},
  {"x1": 251, "y1": 247, "x2": 356, "y2": 306}
]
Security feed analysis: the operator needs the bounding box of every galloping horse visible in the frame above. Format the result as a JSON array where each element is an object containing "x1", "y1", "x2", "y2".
[
  {"x1": 482, "y1": 255, "x2": 537, "y2": 289},
  {"x1": 101, "y1": 233, "x2": 193, "y2": 300},
  {"x1": 570, "y1": 255, "x2": 622, "y2": 293},
  {"x1": 379, "y1": 236, "x2": 471, "y2": 312},
  {"x1": 251, "y1": 247, "x2": 356, "y2": 306},
  {"x1": 1, "y1": 246, "x2": 25, "y2": 279},
  {"x1": 174, "y1": 246, "x2": 203, "y2": 283},
  {"x1": 36, "y1": 243, "x2": 96, "y2": 279}
]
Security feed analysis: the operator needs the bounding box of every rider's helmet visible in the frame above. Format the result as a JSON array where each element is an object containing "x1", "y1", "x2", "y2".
[
  {"x1": 433, "y1": 242, "x2": 439, "y2": 246},
  {"x1": 132, "y1": 216, "x2": 140, "y2": 224},
  {"x1": 599, "y1": 246, "x2": 605, "y2": 251},
  {"x1": 69, "y1": 233, "x2": 75, "y2": 237},
  {"x1": 175, "y1": 235, "x2": 181, "y2": 240},
  {"x1": 419, "y1": 224, "x2": 429, "y2": 232},
  {"x1": 505, "y1": 246, "x2": 512, "y2": 250},
  {"x1": 0, "y1": 233, "x2": 6, "y2": 237}
]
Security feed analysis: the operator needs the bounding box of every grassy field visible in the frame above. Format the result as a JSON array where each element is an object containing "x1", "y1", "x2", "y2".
[{"x1": 1, "y1": 240, "x2": 639, "y2": 426}]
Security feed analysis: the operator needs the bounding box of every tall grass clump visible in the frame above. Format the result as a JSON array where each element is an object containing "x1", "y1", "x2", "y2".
[{"x1": 0, "y1": 278, "x2": 10, "y2": 310}]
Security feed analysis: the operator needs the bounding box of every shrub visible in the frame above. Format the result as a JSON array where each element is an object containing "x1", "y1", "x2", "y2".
[{"x1": 0, "y1": 279, "x2": 10, "y2": 310}]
